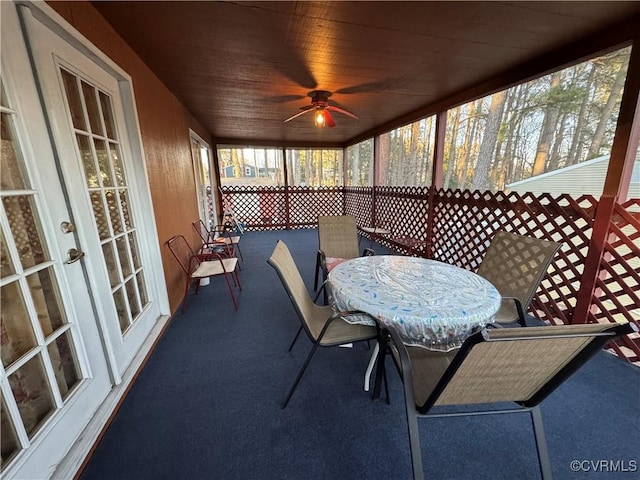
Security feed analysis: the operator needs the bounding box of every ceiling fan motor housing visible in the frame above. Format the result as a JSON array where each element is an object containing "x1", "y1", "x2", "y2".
[{"x1": 309, "y1": 90, "x2": 331, "y2": 106}]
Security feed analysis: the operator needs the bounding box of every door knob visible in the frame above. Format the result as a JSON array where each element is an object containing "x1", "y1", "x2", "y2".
[{"x1": 65, "y1": 248, "x2": 85, "y2": 264}]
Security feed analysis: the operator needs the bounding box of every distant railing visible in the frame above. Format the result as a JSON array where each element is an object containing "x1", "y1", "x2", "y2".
[{"x1": 220, "y1": 185, "x2": 639, "y2": 365}]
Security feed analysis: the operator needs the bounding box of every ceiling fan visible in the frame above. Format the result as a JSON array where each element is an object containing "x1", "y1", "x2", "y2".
[{"x1": 284, "y1": 90, "x2": 359, "y2": 127}]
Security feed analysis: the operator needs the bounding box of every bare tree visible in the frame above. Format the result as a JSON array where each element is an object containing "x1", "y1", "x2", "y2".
[
  {"x1": 532, "y1": 71, "x2": 563, "y2": 175},
  {"x1": 473, "y1": 90, "x2": 506, "y2": 191},
  {"x1": 588, "y1": 61, "x2": 627, "y2": 158}
]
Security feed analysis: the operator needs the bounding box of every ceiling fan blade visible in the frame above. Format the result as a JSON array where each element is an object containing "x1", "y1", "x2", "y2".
[
  {"x1": 324, "y1": 109, "x2": 336, "y2": 128},
  {"x1": 327, "y1": 104, "x2": 359, "y2": 120},
  {"x1": 268, "y1": 94, "x2": 306, "y2": 104},
  {"x1": 284, "y1": 105, "x2": 314, "y2": 123}
]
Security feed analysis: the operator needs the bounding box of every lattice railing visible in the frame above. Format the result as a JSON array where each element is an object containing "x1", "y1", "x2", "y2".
[
  {"x1": 591, "y1": 198, "x2": 640, "y2": 363},
  {"x1": 220, "y1": 185, "x2": 638, "y2": 365},
  {"x1": 220, "y1": 186, "x2": 342, "y2": 230}
]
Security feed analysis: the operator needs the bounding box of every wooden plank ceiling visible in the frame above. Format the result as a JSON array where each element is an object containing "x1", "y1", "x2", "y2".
[{"x1": 92, "y1": 1, "x2": 640, "y2": 146}]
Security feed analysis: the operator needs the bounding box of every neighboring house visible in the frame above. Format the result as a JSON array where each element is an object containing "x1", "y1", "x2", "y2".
[
  {"x1": 222, "y1": 164, "x2": 256, "y2": 178},
  {"x1": 506, "y1": 155, "x2": 640, "y2": 199}
]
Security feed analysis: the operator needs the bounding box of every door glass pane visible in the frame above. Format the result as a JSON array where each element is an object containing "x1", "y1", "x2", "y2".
[
  {"x1": 115, "y1": 236, "x2": 131, "y2": 278},
  {"x1": 109, "y1": 143, "x2": 126, "y2": 186},
  {"x1": 119, "y1": 189, "x2": 132, "y2": 229},
  {"x1": 90, "y1": 191, "x2": 109, "y2": 239},
  {"x1": 113, "y1": 288, "x2": 129, "y2": 332},
  {"x1": 26, "y1": 267, "x2": 66, "y2": 337},
  {"x1": 94, "y1": 138, "x2": 113, "y2": 187},
  {"x1": 60, "y1": 69, "x2": 86, "y2": 131},
  {"x1": 102, "y1": 241, "x2": 119, "y2": 287},
  {"x1": 136, "y1": 272, "x2": 148, "y2": 306},
  {"x1": 125, "y1": 279, "x2": 140, "y2": 318},
  {"x1": 128, "y1": 232, "x2": 141, "y2": 269},
  {"x1": 3, "y1": 195, "x2": 48, "y2": 269},
  {"x1": 1, "y1": 281, "x2": 38, "y2": 368},
  {"x1": 76, "y1": 134, "x2": 99, "y2": 188},
  {"x1": 59, "y1": 68, "x2": 150, "y2": 334},
  {"x1": 99, "y1": 92, "x2": 115, "y2": 140},
  {"x1": 47, "y1": 331, "x2": 80, "y2": 400},
  {"x1": 81, "y1": 80, "x2": 102, "y2": 136},
  {"x1": 1, "y1": 229, "x2": 15, "y2": 277},
  {"x1": 1, "y1": 395, "x2": 21, "y2": 468},
  {"x1": 1, "y1": 112, "x2": 27, "y2": 191},
  {"x1": 8, "y1": 354, "x2": 55, "y2": 437},
  {"x1": 105, "y1": 190, "x2": 123, "y2": 234}
]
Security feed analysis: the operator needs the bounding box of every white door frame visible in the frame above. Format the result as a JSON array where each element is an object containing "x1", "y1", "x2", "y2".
[
  {"x1": 190, "y1": 129, "x2": 217, "y2": 228},
  {"x1": 3, "y1": 2, "x2": 172, "y2": 478},
  {"x1": 18, "y1": 1, "x2": 171, "y2": 380}
]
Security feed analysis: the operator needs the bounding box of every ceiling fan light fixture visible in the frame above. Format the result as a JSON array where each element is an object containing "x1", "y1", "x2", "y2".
[{"x1": 283, "y1": 89, "x2": 357, "y2": 128}]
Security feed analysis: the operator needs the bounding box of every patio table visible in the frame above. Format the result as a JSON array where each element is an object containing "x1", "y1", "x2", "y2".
[{"x1": 327, "y1": 255, "x2": 501, "y2": 390}]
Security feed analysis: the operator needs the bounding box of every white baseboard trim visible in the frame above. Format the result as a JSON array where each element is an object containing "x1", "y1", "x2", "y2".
[{"x1": 52, "y1": 314, "x2": 172, "y2": 479}]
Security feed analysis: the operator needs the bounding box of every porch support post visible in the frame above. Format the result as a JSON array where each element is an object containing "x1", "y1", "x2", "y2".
[
  {"x1": 372, "y1": 134, "x2": 381, "y2": 228},
  {"x1": 283, "y1": 146, "x2": 291, "y2": 230},
  {"x1": 432, "y1": 111, "x2": 446, "y2": 189},
  {"x1": 572, "y1": 39, "x2": 640, "y2": 324},
  {"x1": 427, "y1": 111, "x2": 447, "y2": 258},
  {"x1": 342, "y1": 145, "x2": 347, "y2": 214}
]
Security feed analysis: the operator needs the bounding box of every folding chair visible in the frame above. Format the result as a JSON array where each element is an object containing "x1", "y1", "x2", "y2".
[
  {"x1": 193, "y1": 219, "x2": 243, "y2": 262},
  {"x1": 382, "y1": 321, "x2": 635, "y2": 480},
  {"x1": 268, "y1": 240, "x2": 378, "y2": 408},
  {"x1": 477, "y1": 231, "x2": 561, "y2": 326},
  {"x1": 167, "y1": 234, "x2": 241, "y2": 312},
  {"x1": 315, "y1": 215, "x2": 375, "y2": 301}
]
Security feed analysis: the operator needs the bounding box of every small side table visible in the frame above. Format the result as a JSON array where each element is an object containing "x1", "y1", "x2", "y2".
[{"x1": 358, "y1": 226, "x2": 391, "y2": 248}]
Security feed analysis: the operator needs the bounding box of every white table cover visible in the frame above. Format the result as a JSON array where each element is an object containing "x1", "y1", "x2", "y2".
[{"x1": 328, "y1": 255, "x2": 501, "y2": 351}]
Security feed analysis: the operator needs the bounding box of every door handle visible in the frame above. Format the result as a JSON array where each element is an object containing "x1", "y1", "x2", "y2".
[{"x1": 65, "y1": 248, "x2": 85, "y2": 264}]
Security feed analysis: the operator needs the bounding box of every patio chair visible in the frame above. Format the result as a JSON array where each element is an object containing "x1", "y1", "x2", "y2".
[
  {"x1": 167, "y1": 234, "x2": 241, "y2": 312},
  {"x1": 268, "y1": 240, "x2": 378, "y2": 408},
  {"x1": 192, "y1": 219, "x2": 243, "y2": 262},
  {"x1": 315, "y1": 215, "x2": 375, "y2": 299},
  {"x1": 477, "y1": 231, "x2": 561, "y2": 326},
  {"x1": 383, "y1": 321, "x2": 635, "y2": 480}
]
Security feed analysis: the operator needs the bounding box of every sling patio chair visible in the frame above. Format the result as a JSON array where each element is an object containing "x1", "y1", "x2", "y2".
[
  {"x1": 268, "y1": 240, "x2": 378, "y2": 408},
  {"x1": 192, "y1": 219, "x2": 243, "y2": 262},
  {"x1": 315, "y1": 215, "x2": 374, "y2": 302},
  {"x1": 167, "y1": 234, "x2": 241, "y2": 312},
  {"x1": 381, "y1": 321, "x2": 635, "y2": 480},
  {"x1": 477, "y1": 231, "x2": 561, "y2": 326}
]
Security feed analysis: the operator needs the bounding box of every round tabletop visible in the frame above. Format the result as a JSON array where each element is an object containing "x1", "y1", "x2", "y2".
[{"x1": 328, "y1": 255, "x2": 501, "y2": 351}]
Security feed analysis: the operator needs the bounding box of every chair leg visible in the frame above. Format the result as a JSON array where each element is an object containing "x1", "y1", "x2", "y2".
[
  {"x1": 322, "y1": 267, "x2": 329, "y2": 305},
  {"x1": 373, "y1": 331, "x2": 390, "y2": 400},
  {"x1": 235, "y1": 243, "x2": 244, "y2": 261},
  {"x1": 314, "y1": 251, "x2": 321, "y2": 291},
  {"x1": 181, "y1": 278, "x2": 193, "y2": 314},
  {"x1": 313, "y1": 285, "x2": 324, "y2": 303},
  {"x1": 288, "y1": 326, "x2": 303, "y2": 352},
  {"x1": 364, "y1": 342, "x2": 379, "y2": 391},
  {"x1": 406, "y1": 409, "x2": 425, "y2": 480},
  {"x1": 515, "y1": 299, "x2": 527, "y2": 327},
  {"x1": 282, "y1": 339, "x2": 322, "y2": 409},
  {"x1": 222, "y1": 273, "x2": 239, "y2": 310},
  {"x1": 531, "y1": 406, "x2": 553, "y2": 480}
]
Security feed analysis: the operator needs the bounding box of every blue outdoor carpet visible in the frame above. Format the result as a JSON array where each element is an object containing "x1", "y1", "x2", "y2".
[{"x1": 79, "y1": 229, "x2": 639, "y2": 480}]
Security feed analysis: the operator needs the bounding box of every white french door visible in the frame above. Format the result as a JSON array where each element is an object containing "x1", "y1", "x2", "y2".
[
  {"x1": 191, "y1": 131, "x2": 217, "y2": 230},
  {"x1": 19, "y1": 2, "x2": 165, "y2": 376},
  {"x1": 1, "y1": 4, "x2": 112, "y2": 478},
  {"x1": 1, "y1": 2, "x2": 168, "y2": 478}
]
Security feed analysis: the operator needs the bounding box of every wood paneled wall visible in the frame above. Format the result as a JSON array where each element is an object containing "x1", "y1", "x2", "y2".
[{"x1": 47, "y1": 1, "x2": 210, "y2": 314}]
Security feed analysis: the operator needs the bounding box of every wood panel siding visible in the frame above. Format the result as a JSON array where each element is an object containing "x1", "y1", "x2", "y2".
[{"x1": 47, "y1": 1, "x2": 211, "y2": 314}]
